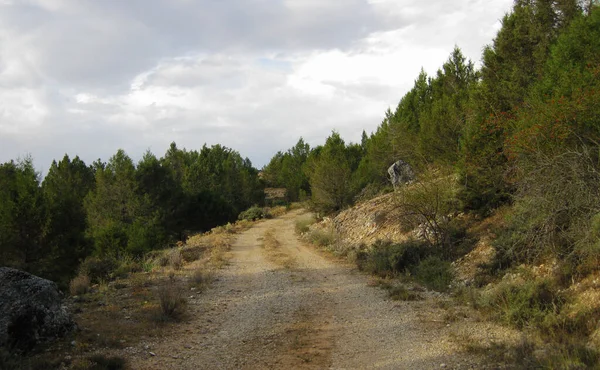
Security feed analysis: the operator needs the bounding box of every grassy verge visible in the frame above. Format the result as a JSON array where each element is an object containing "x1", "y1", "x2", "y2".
[{"x1": 18, "y1": 217, "x2": 256, "y2": 368}]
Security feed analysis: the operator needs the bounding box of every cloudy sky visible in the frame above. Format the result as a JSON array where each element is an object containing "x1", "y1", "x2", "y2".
[{"x1": 0, "y1": 0, "x2": 513, "y2": 171}]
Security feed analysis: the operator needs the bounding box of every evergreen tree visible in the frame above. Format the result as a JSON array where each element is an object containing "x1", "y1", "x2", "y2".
[
  {"x1": 41, "y1": 155, "x2": 95, "y2": 283},
  {"x1": 0, "y1": 157, "x2": 44, "y2": 271}
]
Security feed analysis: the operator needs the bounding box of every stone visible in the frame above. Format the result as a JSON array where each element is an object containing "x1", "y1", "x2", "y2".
[
  {"x1": 0, "y1": 267, "x2": 76, "y2": 352},
  {"x1": 387, "y1": 160, "x2": 415, "y2": 189}
]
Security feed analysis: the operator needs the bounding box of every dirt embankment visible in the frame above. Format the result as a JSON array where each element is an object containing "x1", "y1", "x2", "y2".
[{"x1": 124, "y1": 209, "x2": 517, "y2": 369}]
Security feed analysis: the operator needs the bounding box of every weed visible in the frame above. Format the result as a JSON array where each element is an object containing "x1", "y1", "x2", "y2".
[
  {"x1": 70, "y1": 274, "x2": 91, "y2": 296},
  {"x1": 308, "y1": 228, "x2": 337, "y2": 247},
  {"x1": 387, "y1": 285, "x2": 422, "y2": 301},
  {"x1": 112, "y1": 256, "x2": 142, "y2": 279},
  {"x1": 480, "y1": 278, "x2": 564, "y2": 329},
  {"x1": 295, "y1": 214, "x2": 316, "y2": 234},
  {"x1": 355, "y1": 239, "x2": 430, "y2": 277},
  {"x1": 181, "y1": 245, "x2": 205, "y2": 263},
  {"x1": 157, "y1": 281, "x2": 187, "y2": 321},
  {"x1": 190, "y1": 268, "x2": 211, "y2": 290},
  {"x1": 263, "y1": 229, "x2": 295, "y2": 268},
  {"x1": 168, "y1": 249, "x2": 183, "y2": 270},
  {"x1": 79, "y1": 257, "x2": 116, "y2": 284}
]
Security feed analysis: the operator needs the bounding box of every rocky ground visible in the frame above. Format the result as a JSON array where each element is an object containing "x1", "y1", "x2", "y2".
[{"x1": 123, "y1": 209, "x2": 517, "y2": 369}]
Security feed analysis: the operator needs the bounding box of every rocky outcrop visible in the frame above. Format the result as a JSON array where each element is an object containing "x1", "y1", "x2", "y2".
[
  {"x1": 0, "y1": 267, "x2": 76, "y2": 351},
  {"x1": 388, "y1": 160, "x2": 415, "y2": 188}
]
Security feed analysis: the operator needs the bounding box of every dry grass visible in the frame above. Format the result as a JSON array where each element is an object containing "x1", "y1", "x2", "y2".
[
  {"x1": 157, "y1": 279, "x2": 187, "y2": 321},
  {"x1": 168, "y1": 248, "x2": 183, "y2": 270},
  {"x1": 69, "y1": 274, "x2": 91, "y2": 296},
  {"x1": 267, "y1": 205, "x2": 288, "y2": 218},
  {"x1": 190, "y1": 268, "x2": 213, "y2": 291},
  {"x1": 295, "y1": 214, "x2": 316, "y2": 234},
  {"x1": 262, "y1": 228, "x2": 296, "y2": 269}
]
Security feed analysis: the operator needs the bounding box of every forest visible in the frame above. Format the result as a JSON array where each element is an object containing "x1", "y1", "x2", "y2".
[
  {"x1": 265, "y1": 0, "x2": 600, "y2": 270},
  {"x1": 0, "y1": 143, "x2": 263, "y2": 287},
  {"x1": 1, "y1": 0, "x2": 599, "y2": 304}
]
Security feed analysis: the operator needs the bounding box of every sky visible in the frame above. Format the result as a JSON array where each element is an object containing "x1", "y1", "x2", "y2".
[{"x1": 0, "y1": 0, "x2": 514, "y2": 172}]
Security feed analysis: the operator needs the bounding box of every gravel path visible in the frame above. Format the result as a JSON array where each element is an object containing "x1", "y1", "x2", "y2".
[{"x1": 129, "y1": 210, "x2": 491, "y2": 369}]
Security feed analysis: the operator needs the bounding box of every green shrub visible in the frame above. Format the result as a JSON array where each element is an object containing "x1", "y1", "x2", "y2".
[
  {"x1": 295, "y1": 214, "x2": 316, "y2": 234},
  {"x1": 387, "y1": 285, "x2": 422, "y2": 301},
  {"x1": 79, "y1": 256, "x2": 116, "y2": 284},
  {"x1": 238, "y1": 206, "x2": 265, "y2": 221},
  {"x1": 481, "y1": 278, "x2": 565, "y2": 329},
  {"x1": 356, "y1": 239, "x2": 430, "y2": 277},
  {"x1": 414, "y1": 256, "x2": 454, "y2": 292},
  {"x1": 111, "y1": 256, "x2": 142, "y2": 279}
]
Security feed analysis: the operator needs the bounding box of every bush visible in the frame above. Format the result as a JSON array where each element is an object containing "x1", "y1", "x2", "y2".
[
  {"x1": 168, "y1": 249, "x2": 183, "y2": 270},
  {"x1": 309, "y1": 228, "x2": 337, "y2": 247},
  {"x1": 356, "y1": 239, "x2": 430, "y2": 277},
  {"x1": 78, "y1": 256, "x2": 116, "y2": 284},
  {"x1": 157, "y1": 281, "x2": 186, "y2": 321},
  {"x1": 181, "y1": 245, "x2": 205, "y2": 263},
  {"x1": 112, "y1": 256, "x2": 142, "y2": 279},
  {"x1": 69, "y1": 274, "x2": 90, "y2": 296},
  {"x1": 387, "y1": 285, "x2": 422, "y2": 301},
  {"x1": 481, "y1": 278, "x2": 565, "y2": 329},
  {"x1": 394, "y1": 168, "x2": 461, "y2": 248},
  {"x1": 295, "y1": 214, "x2": 316, "y2": 234},
  {"x1": 238, "y1": 206, "x2": 265, "y2": 221},
  {"x1": 414, "y1": 256, "x2": 454, "y2": 292}
]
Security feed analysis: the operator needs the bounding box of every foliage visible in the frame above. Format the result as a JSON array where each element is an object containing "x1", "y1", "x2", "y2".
[
  {"x1": 69, "y1": 274, "x2": 91, "y2": 296},
  {"x1": 307, "y1": 228, "x2": 337, "y2": 247},
  {"x1": 78, "y1": 256, "x2": 117, "y2": 284},
  {"x1": 157, "y1": 280, "x2": 187, "y2": 321},
  {"x1": 479, "y1": 278, "x2": 565, "y2": 329},
  {"x1": 0, "y1": 157, "x2": 45, "y2": 275},
  {"x1": 305, "y1": 132, "x2": 363, "y2": 212},
  {"x1": 238, "y1": 206, "x2": 265, "y2": 221},
  {"x1": 295, "y1": 214, "x2": 316, "y2": 234},
  {"x1": 262, "y1": 138, "x2": 311, "y2": 202},
  {"x1": 356, "y1": 239, "x2": 430, "y2": 277},
  {"x1": 394, "y1": 168, "x2": 461, "y2": 248},
  {"x1": 413, "y1": 256, "x2": 454, "y2": 292}
]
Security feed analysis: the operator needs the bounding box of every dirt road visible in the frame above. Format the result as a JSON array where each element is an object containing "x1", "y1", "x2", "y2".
[{"x1": 130, "y1": 210, "x2": 488, "y2": 369}]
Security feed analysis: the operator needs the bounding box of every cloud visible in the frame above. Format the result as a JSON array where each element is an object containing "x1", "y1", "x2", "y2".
[{"x1": 0, "y1": 0, "x2": 513, "y2": 170}]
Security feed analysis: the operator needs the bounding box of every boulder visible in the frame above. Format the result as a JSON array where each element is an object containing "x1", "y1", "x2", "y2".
[
  {"x1": 0, "y1": 267, "x2": 76, "y2": 351},
  {"x1": 388, "y1": 160, "x2": 415, "y2": 188}
]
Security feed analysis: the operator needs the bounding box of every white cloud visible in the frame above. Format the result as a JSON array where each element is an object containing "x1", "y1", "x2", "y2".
[{"x1": 0, "y1": 0, "x2": 514, "y2": 169}]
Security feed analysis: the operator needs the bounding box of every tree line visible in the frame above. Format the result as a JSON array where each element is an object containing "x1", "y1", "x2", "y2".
[
  {"x1": 0, "y1": 143, "x2": 263, "y2": 286},
  {"x1": 264, "y1": 0, "x2": 600, "y2": 268}
]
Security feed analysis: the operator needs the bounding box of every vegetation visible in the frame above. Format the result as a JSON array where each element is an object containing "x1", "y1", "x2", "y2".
[
  {"x1": 3, "y1": 0, "x2": 600, "y2": 366},
  {"x1": 0, "y1": 143, "x2": 263, "y2": 288}
]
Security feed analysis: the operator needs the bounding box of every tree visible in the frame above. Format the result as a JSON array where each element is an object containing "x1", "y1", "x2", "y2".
[
  {"x1": 306, "y1": 132, "x2": 355, "y2": 212},
  {"x1": 0, "y1": 157, "x2": 44, "y2": 271},
  {"x1": 41, "y1": 155, "x2": 95, "y2": 283},
  {"x1": 85, "y1": 149, "x2": 144, "y2": 256}
]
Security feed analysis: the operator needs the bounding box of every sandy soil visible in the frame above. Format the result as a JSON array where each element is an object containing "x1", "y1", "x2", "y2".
[{"x1": 126, "y1": 210, "x2": 507, "y2": 369}]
